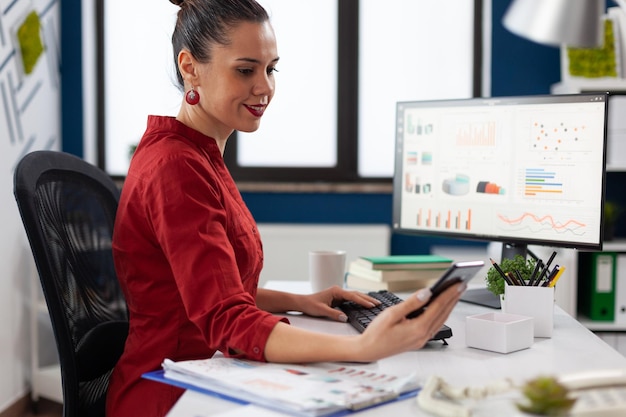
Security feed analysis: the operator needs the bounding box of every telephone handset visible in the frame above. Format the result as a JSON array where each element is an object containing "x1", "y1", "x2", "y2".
[
  {"x1": 559, "y1": 368, "x2": 626, "y2": 417},
  {"x1": 417, "y1": 368, "x2": 626, "y2": 417}
]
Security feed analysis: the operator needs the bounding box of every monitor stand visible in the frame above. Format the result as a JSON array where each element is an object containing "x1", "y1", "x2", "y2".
[
  {"x1": 460, "y1": 288, "x2": 501, "y2": 309},
  {"x1": 459, "y1": 242, "x2": 531, "y2": 309},
  {"x1": 458, "y1": 241, "x2": 528, "y2": 309}
]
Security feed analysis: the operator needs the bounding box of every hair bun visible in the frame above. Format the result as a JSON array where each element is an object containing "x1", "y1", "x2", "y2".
[{"x1": 170, "y1": 0, "x2": 184, "y2": 5}]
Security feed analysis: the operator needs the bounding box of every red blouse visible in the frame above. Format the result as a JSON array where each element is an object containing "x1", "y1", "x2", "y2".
[{"x1": 106, "y1": 116, "x2": 287, "y2": 417}]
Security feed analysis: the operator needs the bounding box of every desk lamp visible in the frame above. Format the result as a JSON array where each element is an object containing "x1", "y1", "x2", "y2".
[{"x1": 502, "y1": 0, "x2": 605, "y2": 48}]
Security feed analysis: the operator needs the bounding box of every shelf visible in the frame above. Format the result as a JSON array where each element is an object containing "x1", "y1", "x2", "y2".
[
  {"x1": 552, "y1": 79, "x2": 626, "y2": 93},
  {"x1": 32, "y1": 364, "x2": 63, "y2": 403},
  {"x1": 577, "y1": 239, "x2": 626, "y2": 253},
  {"x1": 602, "y1": 239, "x2": 626, "y2": 251}
]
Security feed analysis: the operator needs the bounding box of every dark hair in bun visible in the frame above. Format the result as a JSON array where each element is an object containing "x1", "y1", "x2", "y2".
[{"x1": 170, "y1": 0, "x2": 269, "y2": 88}]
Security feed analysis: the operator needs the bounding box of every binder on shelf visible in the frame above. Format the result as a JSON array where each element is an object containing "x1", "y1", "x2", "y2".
[
  {"x1": 614, "y1": 254, "x2": 626, "y2": 325},
  {"x1": 578, "y1": 252, "x2": 617, "y2": 321}
]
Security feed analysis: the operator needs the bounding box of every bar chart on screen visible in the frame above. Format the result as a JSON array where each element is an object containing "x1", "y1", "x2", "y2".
[{"x1": 416, "y1": 208, "x2": 472, "y2": 231}]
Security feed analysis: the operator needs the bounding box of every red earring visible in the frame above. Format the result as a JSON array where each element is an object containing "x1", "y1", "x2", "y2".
[{"x1": 185, "y1": 87, "x2": 200, "y2": 105}]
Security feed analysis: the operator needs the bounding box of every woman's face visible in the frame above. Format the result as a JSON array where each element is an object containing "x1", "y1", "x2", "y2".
[{"x1": 194, "y1": 20, "x2": 279, "y2": 139}]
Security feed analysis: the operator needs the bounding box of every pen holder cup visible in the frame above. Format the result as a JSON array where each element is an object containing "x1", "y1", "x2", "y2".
[{"x1": 501, "y1": 285, "x2": 555, "y2": 338}]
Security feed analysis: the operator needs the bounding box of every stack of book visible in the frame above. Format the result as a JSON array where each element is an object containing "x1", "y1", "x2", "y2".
[{"x1": 345, "y1": 255, "x2": 453, "y2": 292}]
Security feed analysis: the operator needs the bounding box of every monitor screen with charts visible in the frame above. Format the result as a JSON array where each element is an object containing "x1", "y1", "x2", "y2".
[{"x1": 392, "y1": 93, "x2": 608, "y2": 258}]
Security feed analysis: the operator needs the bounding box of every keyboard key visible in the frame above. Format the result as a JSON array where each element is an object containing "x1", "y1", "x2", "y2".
[{"x1": 338, "y1": 290, "x2": 452, "y2": 341}]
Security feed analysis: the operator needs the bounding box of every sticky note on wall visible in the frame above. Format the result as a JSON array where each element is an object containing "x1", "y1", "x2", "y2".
[{"x1": 17, "y1": 11, "x2": 44, "y2": 75}]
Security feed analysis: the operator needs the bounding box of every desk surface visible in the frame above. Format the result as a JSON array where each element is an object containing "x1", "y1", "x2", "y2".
[{"x1": 167, "y1": 282, "x2": 626, "y2": 417}]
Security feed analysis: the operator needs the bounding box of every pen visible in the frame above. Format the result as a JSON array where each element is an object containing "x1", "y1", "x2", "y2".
[
  {"x1": 542, "y1": 264, "x2": 559, "y2": 286},
  {"x1": 529, "y1": 260, "x2": 542, "y2": 286},
  {"x1": 538, "y1": 251, "x2": 557, "y2": 282},
  {"x1": 548, "y1": 266, "x2": 566, "y2": 287}
]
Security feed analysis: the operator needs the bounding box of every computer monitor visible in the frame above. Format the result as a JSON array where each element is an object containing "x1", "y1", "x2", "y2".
[{"x1": 392, "y1": 93, "x2": 608, "y2": 260}]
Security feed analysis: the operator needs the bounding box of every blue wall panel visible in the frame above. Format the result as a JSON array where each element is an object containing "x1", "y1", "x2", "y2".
[
  {"x1": 60, "y1": 0, "x2": 82, "y2": 157},
  {"x1": 242, "y1": 191, "x2": 487, "y2": 255},
  {"x1": 490, "y1": 0, "x2": 561, "y2": 96}
]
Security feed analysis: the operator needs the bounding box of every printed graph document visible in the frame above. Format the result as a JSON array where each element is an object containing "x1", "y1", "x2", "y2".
[{"x1": 144, "y1": 355, "x2": 420, "y2": 417}]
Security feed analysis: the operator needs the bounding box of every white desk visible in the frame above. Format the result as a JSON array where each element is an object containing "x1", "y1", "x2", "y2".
[{"x1": 167, "y1": 282, "x2": 626, "y2": 417}]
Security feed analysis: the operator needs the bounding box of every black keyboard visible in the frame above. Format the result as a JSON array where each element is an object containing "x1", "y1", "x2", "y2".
[{"x1": 338, "y1": 290, "x2": 452, "y2": 342}]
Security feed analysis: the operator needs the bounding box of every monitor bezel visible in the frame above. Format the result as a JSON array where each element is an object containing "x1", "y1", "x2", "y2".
[{"x1": 391, "y1": 93, "x2": 609, "y2": 252}]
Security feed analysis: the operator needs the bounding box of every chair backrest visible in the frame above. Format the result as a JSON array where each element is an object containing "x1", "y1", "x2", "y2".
[{"x1": 14, "y1": 150, "x2": 128, "y2": 417}]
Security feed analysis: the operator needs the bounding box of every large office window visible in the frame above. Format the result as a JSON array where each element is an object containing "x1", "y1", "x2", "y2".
[
  {"x1": 236, "y1": 0, "x2": 338, "y2": 169},
  {"x1": 101, "y1": 1, "x2": 180, "y2": 176},
  {"x1": 358, "y1": 1, "x2": 476, "y2": 178},
  {"x1": 99, "y1": 1, "x2": 480, "y2": 180}
]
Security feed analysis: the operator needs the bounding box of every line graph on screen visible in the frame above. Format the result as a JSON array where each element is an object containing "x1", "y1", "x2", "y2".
[{"x1": 496, "y1": 212, "x2": 587, "y2": 236}]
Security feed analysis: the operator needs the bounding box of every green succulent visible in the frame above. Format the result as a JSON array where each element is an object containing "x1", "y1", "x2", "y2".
[
  {"x1": 516, "y1": 376, "x2": 576, "y2": 416},
  {"x1": 485, "y1": 255, "x2": 536, "y2": 296}
]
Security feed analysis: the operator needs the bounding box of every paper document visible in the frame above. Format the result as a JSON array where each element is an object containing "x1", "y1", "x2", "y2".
[{"x1": 159, "y1": 356, "x2": 420, "y2": 416}]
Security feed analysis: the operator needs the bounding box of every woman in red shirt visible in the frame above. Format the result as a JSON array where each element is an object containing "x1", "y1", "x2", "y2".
[{"x1": 106, "y1": 1, "x2": 466, "y2": 415}]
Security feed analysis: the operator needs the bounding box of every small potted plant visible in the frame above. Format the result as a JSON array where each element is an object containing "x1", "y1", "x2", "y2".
[
  {"x1": 516, "y1": 375, "x2": 576, "y2": 416},
  {"x1": 485, "y1": 254, "x2": 537, "y2": 299}
]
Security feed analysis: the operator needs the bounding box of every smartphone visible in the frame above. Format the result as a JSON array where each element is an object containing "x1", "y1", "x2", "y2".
[{"x1": 407, "y1": 260, "x2": 485, "y2": 318}]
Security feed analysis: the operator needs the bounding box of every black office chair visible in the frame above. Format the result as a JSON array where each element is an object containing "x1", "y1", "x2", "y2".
[{"x1": 13, "y1": 150, "x2": 128, "y2": 417}]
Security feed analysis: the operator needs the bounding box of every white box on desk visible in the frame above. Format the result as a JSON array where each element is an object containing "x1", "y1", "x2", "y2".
[{"x1": 466, "y1": 312, "x2": 534, "y2": 354}]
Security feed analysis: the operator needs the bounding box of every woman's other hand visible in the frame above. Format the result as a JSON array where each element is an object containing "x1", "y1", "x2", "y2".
[{"x1": 297, "y1": 286, "x2": 381, "y2": 322}]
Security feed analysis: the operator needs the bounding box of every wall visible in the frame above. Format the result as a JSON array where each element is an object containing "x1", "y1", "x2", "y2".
[
  {"x1": 0, "y1": 0, "x2": 60, "y2": 412},
  {"x1": 257, "y1": 224, "x2": 390, "y2": 287},
  {"x1": 490, "y1": 0, "x2": 560, "y2": 96}
]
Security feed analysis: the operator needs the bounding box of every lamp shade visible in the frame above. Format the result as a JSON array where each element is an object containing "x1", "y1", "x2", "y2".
[{"x1": 503, "y1": 0, "x2": 604, "y2": 47}]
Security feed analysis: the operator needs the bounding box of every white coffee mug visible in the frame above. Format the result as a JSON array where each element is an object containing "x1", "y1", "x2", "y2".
[{"x1": 308, "y1": 250, "x2": 347, "y2": 292}]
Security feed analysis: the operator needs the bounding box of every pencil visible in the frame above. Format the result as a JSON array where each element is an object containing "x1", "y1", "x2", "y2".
[
  {"x1": 506, "y1": 271, "x2": 519, "y2": 286},
  {"x1": 548, "y1": 266, "x2": 566, "y2": 287},
  {"x1": 490, "y1": 258, "x2": 514, "y2": 285},
  {"x1": 542, "y1": 265, "x2": 558, "y2": 286}
]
